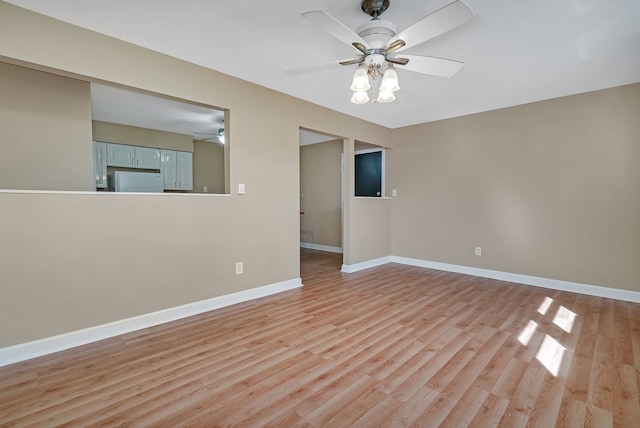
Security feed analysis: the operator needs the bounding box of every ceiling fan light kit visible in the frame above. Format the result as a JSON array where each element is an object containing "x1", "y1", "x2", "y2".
[
  {"x1": 301, "y1": 0, "x2": 474, "y2": 105},
  {"x1": 350, "y1": 90, "x2": 370, "y2": 104},
  {"x1": 351, "y1": 64, "x2": 400, "y2": 104},
  {"x1": 380, "y1": 67, "x2": 399, "y2": 92},
  {"x1": 350, "y1": 53, "x2": 400, "y2": 104},
  {"x1": 350, "y1": 66, "x2": 372, "y2": 91},
  {"x1": 376, "y1": 89, "x2": 396, "y2": 103}
]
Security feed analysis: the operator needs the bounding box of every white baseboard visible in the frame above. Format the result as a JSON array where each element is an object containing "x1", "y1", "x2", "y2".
[
  {"x1": 0, "y1": 278, "x2": 302, "y2": 368},
  {"x1": 391, "y1": 256, "x2": 640, "y2": 303},
  {"x1": 5, "y1": 255, "x2": 638, "y2": 368},
  {"x1": 341, "y1": 256, "x2": 392, "y2": 273},
  {"x1": 300, "y1": 242, "x2": 343, "y2": 254}
]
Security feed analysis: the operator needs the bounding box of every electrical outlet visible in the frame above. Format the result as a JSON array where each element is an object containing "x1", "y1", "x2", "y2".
[
  {"x1": 475, "y1": 247, "x2": 482, "y2": 256},
  {"x1": 392, "y1": 189, "x2": 397, "y2": 197},
  {"x1": 235, "y1": 261, "x2": 243, "y2": 275},
  {"x1": 203, "y1": 186, "x2": 208, "y2": 193}
]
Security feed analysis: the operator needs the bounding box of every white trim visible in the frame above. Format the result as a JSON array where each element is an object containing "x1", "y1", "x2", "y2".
[
  {"x1": 391, "y1": 256, "x2": 640, "y2": 303},
  {"x1": 0, "y1": 278, "x2": 302, "y2": 368},
  {"x1": 354, "y1": 148, "x2": 383, "y2": 155},
  {"x1": 300, "y1": 242, "x2": 343, "y2": 254},
  {"x1": 354, "y1": 196, "x2": 393, "y2": 200},
  {"x1": 341, "y1": 256, "x2": 392, "y2": 273},
  {"x1": 0, "y1": 189, "x2": 99, "y2": 195},
  {"x1": 0, "y1": 189, "x2": 231, "y2": 197}
]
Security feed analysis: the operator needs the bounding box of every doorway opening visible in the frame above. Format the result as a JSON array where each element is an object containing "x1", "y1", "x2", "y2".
[{"x1": 299, "y1": 128, "x2": 344, "y2": 272}]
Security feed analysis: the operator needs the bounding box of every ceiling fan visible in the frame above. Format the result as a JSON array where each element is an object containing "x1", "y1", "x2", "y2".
[
  {"x1": 298, "y1": 0, "x2": 474, "y2": 103},
  {"x1": 193, "y1": 118, "x2": 225, "y2": 144}
]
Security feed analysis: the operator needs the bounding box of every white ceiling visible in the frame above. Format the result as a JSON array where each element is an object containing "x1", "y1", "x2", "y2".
[
  {"x1": 91, "y1": 83, "x2": 225, "y2": 140},
  {"x1": 92, "y1": 83, "x2": 328, "y2": 145},
  {"x1": 299, "y1": 129, "x2": 339, "y2": 146},
  {"x1": 7, "y1": 0, "x2": 640, "y2": 129}
]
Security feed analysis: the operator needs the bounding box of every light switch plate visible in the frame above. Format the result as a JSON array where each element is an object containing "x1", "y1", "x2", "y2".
[{"x1": 238, "y1": 183, "x2": 245, "y2": 195}]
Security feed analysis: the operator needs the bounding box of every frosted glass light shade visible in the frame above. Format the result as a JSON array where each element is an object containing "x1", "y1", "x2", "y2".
[
  {"x1": 351, "y1": 90, "x2": 369, "y2": 104},
  {"x1": 380, "y1": 68, "x2": 399, "y2": 92},
  {"x1": 350, "y1": 67, "x2": 371, "y2": 91},
  {"x1": 376, "y1": 90, "x2": 396, "y2": 103}
]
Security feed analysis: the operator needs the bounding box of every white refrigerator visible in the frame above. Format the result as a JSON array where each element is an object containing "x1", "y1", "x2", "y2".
[{"x1": 108, "y1": 171, "x2": 164, "y2": 192}]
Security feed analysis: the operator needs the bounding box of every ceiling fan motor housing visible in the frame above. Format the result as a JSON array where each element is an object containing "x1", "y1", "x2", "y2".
[{"x1": 356, "y1": 20, "x2": 397, "y2": 49}]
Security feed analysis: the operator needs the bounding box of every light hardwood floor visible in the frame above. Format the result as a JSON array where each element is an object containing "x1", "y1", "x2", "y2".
[{"x1": 1, "y1": 248, "x2": 639, "y2": 427}]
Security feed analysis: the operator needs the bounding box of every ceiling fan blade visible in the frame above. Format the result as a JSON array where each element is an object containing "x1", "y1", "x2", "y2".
[
  {"x1": 391, "y1": 0, "x2": 474, "y2": 52},
  {"x1": 397, "y1": 55, "x2": 464, "y2": 77},
  {"x1": 302, "y1": 11, "x2": 371, "y2": 50},
  {"x1": 285, "y1": 60, "x2": 354, "y2": 76},
  {"x1": 386, "y1": 56, "x2": 409, "y2": 65},
  {"x1": 339, "y1": 57, "x2": 364, "y2": 66},
  {"x1": 382, "y1": 39, "x2": 406, "y2": 55},
  {"x1": 352, "y1": 42, "x2": 368, "y2": 54}
]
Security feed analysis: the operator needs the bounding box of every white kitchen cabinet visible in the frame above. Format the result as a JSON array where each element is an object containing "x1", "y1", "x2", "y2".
[
  {"x1": 135, "y1": 146, "x2": 162, "y2": 169},
  {"x1": 161, "y1": 149, "x2": 193, "y2": 190},
  {"x1": 176, "y1": 151, "x2": 193, "y2": 190},
  {"x1": 107, "y1": 143, "x2": 160, "y2": 169},
  {"x1": 106, "y1": 143, "x2": 134, "y2": 167},
  {"x1": 160, "y1": 149, "x2": 177, "y2": 190},
  {"x1": 93, "y1": 141, "x2": 107, "y2": 189}
]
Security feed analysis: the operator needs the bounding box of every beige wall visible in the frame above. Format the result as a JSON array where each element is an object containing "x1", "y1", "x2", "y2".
[
  {"x1": 341, "y1": 138, "x2": 393, "y2": 265},
  {"x1": 0, "y1": 61, "x2": 93, "y2": 191},
  {"x1": 300, "y1": 140, "x2": 342, "y2": 248},
  {"x1": 92, "y1": 120, "x2": 193, "y2": 152},
  {"x1": 193, "y1": 139, "x2": 225, "y2": 194},
  {"x1": 0, "y1": 1, "x2": 391, "y2": 347},
  {"x1": 390, "y1": 83, "x2": 640, "y2": 292},
  {"x1": 348, "y1": 197, "x2": 392, "y2": 264}
]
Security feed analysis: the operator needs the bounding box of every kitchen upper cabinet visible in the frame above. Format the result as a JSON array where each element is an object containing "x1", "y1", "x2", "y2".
[
  {"x1": 135, "y1": 146, "x2": 162, "y2": 169},
  {"x1": 176, "y1": 151, "x2": 193, "y2": 191},
  {"x1": 106, "y1": 143, "x2": 160, "y2": 169},
  {"x1": 161, "y1": 149, "x2": 177, "y2": 190},
  {"x1": 93, "y1": 141, "x2": 107, "y2": 189},
  {"x1": 161, "y1": 149, "x2": 193, "y2": 190},
  {"x1": 106, "y1": 143, "x2": 134, "y2": 167}
]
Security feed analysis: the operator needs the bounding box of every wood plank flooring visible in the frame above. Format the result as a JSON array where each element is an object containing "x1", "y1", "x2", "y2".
[{"x1": 1, "y1": 248, "x2": 639, "y2": 427}]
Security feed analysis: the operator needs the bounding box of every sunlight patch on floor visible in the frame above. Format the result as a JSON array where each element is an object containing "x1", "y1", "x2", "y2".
[
  {"x1": 536, "y1": 334, "x2": 566, "y2": 376},
  {"x1": 553, "y1": 306, "x2": 576, "y2": 333},
  {"x1": 518, "y1": 320, "x2": 538, "y2": 346},
  {"x1": 538, "y1": 296, "x2": 554, "y2": 315}
]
